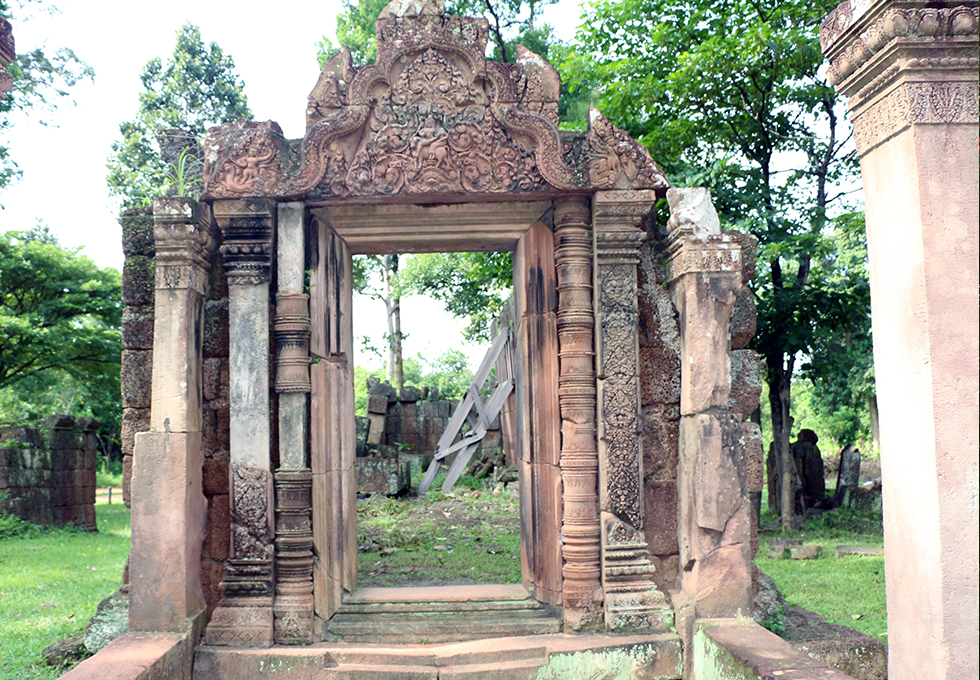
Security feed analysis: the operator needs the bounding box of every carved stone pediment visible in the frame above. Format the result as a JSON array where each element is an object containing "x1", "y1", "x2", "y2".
[{"x1": 202, "y1": 0, "x2": 670, "y2": 201}]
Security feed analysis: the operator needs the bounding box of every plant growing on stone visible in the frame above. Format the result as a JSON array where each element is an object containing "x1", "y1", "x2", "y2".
[
  {"x1": 164, "y1": 144, "x2": 203, "y2": 198},
  {"x1": 105, "y1": 22, "x2": 250, "y2": 209}
]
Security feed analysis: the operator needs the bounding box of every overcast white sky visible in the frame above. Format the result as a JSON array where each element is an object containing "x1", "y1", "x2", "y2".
[{"x1": 1, "y1": 0, "x2": 584, "y2": 371}]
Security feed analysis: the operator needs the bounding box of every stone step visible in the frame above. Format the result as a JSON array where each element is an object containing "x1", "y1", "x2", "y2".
[
  {"x1": 438, "y1": 659, "x2": 544, "y2": 680},
  {"x1": 327, "y1": 614, "x2": 561, "y2": 644},
  {"x1": 321, "y1": 663, "x2": 439, "y2": 680},
  {"x1": 337, "y1": 599, "x2": 545, "y2": 615}
]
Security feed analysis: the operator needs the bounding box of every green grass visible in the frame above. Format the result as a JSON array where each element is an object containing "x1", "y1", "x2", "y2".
[
  {"x1": 0, "y1": 502, "x2": 131, "y2": 680},
  {"x1": 756, "y1": 504, "x2": 887, "y2": 641},
  {"x1": 357, "y1": 477, "x2": 522, "y2": 587}
]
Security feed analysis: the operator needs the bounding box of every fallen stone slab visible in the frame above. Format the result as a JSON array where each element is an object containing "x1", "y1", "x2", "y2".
[
  {"x1": 788, "y1": 544, "x2": 823, "y2": 560},
  {"x1": 835, "y1": 545, "x2": 884, "y2": 558},
  {"x1": 781, "y1": 606, "x2": 886, "y2": 680}
]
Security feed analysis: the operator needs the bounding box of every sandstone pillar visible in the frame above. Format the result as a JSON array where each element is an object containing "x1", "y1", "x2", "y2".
[
  {"x1": 129, "y1": 197, "x2": 214, "y2": 634},
  {"x1": 820, "y1": 4, "x2": 979, "y2": 677},
  {"x1": 592, "y1": 190, "x2": 671, "y2": 632},
  {"x1": 553, "y1": 195, "x2": 602, "y2": 628},
  {"x1": 271, "y1": 202, "x2": 315, "y2": 644},
  {"x1": 665, "y1": 188, "x2": 750, "y2": 673},
  {"x1": 206, "y1": 199, "x2": 276, "y2": 647}
]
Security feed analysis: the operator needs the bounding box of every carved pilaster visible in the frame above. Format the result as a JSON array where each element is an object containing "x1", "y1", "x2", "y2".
[
  {"x1": 553, "y1": 195, "x2": 602, "y2": 628},
  {"x1": 207, "y1": 198, "x2": 276, "y2": 648},
  {"x1": 273, "y1": 469, "x2": 315, "y2": 644},
  {"x1": 821, "y1": 3, "x2": 979, "y2": 155},
  {"x1": 593, "y1": 191, "x2": 672, "y2": 633}
]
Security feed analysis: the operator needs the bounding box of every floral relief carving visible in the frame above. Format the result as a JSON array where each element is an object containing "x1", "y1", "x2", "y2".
[
  {"x1": 231, "y1": 464, "x2": 274, "y2": 560},
  {"x1": 202, "y1": 1, "x2": 670, "y2": 201}
]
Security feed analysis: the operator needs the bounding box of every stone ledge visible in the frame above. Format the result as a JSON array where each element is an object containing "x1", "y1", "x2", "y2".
[
  {"x1": 694, "y1": 618, "x2": 858, "y2": 679},
  {"x1": 59, "y1": 632, "x2": 194, "y2": 680}
]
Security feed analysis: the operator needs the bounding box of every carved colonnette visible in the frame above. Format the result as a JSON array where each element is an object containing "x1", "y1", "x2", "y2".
[
  {"x1": 206, "y1": 199, "x2": 276, "y2": 648},
  {"x1": 272, "y1": 203, "x2": 315, "y2": 644},
  {"x1": 553, "y1": 195, "x2": 602, "y2": 628},
  {"x1": 592, "y1": 190, "x2": 672, "y2": 632}
]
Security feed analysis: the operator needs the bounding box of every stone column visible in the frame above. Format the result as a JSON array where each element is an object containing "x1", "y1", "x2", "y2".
[
  {"x1": 129, "y1": 197, "x2": 215, "y2": 635},
  {"x1": 271, "y1": 202, "x2": 315, "y2": 644},
  {"x1": 665, "y1": 188, "x2": 750, "y2": 670},
  {"x1": 592, "y1": 190, "x2": 671, "y2": 633},
  {"x1": 820, "y1": 4, "x2": 979, "y2": 678},
  {"x1": 206, "y1": 199, "x2": 275, "y2": 648},
  {"x1": 553, "y1": 195, "x2": 602, "y2": 629}
]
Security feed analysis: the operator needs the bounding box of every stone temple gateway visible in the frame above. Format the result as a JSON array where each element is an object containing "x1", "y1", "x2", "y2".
[{"x1": 59, "y1": 1, "x2": 979, "y2": 679}]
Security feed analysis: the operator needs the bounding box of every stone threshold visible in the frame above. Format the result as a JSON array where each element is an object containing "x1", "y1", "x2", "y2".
[
  {"x1": 194, "y1": 631, "x2": 684, "y2": 679},
  {"x1": 346, "y1": 584, "x2": 533, "y2": 604}
]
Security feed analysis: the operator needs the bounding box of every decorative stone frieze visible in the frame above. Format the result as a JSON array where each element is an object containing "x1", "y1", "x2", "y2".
[
  {"x1": 215, "y1": 198, "x2": 275, "y2": 285},
  {"x1": 201, "y1": 0, "x2": 668, "y2": 202},
  {"x1": 153, "y1": 198, "x2": 216, "y2": 294},
  {"x1": 1, "y1": 17, "x2": 14, "y2": 97},
  {"x1": 553, "y1": 195, "x2": 602, "y2": 628},
  {"x1": 273, "y1": 468, "x2": 315, "y2": 644}
]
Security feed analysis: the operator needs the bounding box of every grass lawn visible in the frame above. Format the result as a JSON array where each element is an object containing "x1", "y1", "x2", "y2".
[
  {"x1": 357, "y1": 474, "x2": 522, "y2": 587},
  {"x1": 755, "y1": 504, "x2": 887, "y2": 641},
  {"x1": 0, "y1": 501, "x2": 131, "y2": 680}
]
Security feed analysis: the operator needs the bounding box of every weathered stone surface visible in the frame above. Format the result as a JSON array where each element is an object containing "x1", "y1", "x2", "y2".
[
  {"x1": 355, "y1": 457, "x2": 411, "y2": 495},
  {"x1": 121, "y1": 307, "x2": 155, "y2": 350},
  {"x1": 643, "y1": 480, "x2": 678, "y2": 557},
  {"x1": 203, "y1": 298, "x2": 229, "y2": 359},
  {"x1": 120, "y1": 207, "x2": 155, "y2": 258},
  {"x1": 782, "y1": 606, "x2": 887, "y2": 680},
  {"x1": 752, "y1": 565, "x2": 785, "y2": 631},
  {"x1": 730, "y1": 288, "x2": 757, "y2": 351},
  {"x1": 42, "y1": 635, "x2": 87, "y2": 668},
  {"x1": 121, "y1": 408, "x2": 150, "y2": 460},
  {"x1": 204, "y1": 494, "x2": 231, "y2": 561},
  {"x1": 121, "y1": 256, "x2": 155, "y2": 307},
  {"x1": 742, "y1": 421, "x2": 764, "y2": 495},
  {"x1": 729, "y1": 350, "x2": 762, "y2": 422},
  {"x1": 83, "y1": 588, "x2": 129, "y2": 655}
]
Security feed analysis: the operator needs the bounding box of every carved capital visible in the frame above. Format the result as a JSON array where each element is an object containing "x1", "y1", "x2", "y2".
[
  {"x1": 213, "y1": 198, "x2": 275, "y2": 285},
  {"x1": 664, "y1": 188, "x2": 742, "y2": 282},
  {"x1": 593, "y1": 190, "x2": 655, "y2": 265},
  {"x1": 152, "y1": 198, "x2": 217, "y2": 293},
  {"x1": 275, "y1": 293, "x2": 312, "y2": 393}
]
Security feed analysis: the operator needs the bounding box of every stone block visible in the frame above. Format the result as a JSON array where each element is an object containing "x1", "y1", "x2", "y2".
[
  {"x1": 120, "y1": 207, "x2": 155, "y2": 257},
  {"x1": 203, "y1": 454, "x2": 230, "y2": 496},
  {"x1": 643, "y1": 480, "x2": 679, "y2": 556},
  {"x1": 121, "y1": 350, "x2": 153, "y2": 409},
  {"x1": 399, "y1": 386, "x2": 422, "y2": 402},
  {"x1": 641, "y1": 404, "x2": 679, "y2": 482},
  {"x1": 122, "y1": 454, "x2": 133, "y2": 508},
  {"x1": 730, "y1": 288, "x2": 757, "y2": 350},
  {"x1": 122, "y1": 256, "x2": 155, "y2": 307},
  {"x1": 121, "y1": 408, "x2": 150, "y2": 460},
  {"x1": 729, "y1": 350, "x2": 763, "y2": 421},
  {"x1": 122, "y1": 306, "x2": 155, "y2": 350},
  {"x1": 366, "y1": 393, "x2": 387, "y2": 414},
  {"x1": 201, "y1": 558, "x2": 225, "y2": 618},
  {"x1": 367, "y1": 413, "x2": 385, "y2": 445},
  {"x1": 203, "y1": 358, "x2": 222, "y2": 403},
  {"x1": 203, "y1": 298, "x2": 229, "y2": 359},
  {"x1": 355, "y1": 458, "x2": 411, "y2": 495},
  {"x1": 204, "y1": 494, "x2": 231, "y2": 561},
  {"x1": 742, "y1": 422, "x2": 764, "y2": 495}
]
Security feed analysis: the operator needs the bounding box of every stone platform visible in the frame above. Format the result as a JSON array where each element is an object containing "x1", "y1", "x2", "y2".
[{"x1": 194, "y1": 630, "x2": 683, "y2": 679}]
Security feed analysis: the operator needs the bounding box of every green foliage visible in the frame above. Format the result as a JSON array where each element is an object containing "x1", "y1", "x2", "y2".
[
  {"x1": 400, "y1": 252, "x2": 513, "y2": 342},
  {"x1": 0, "y1": 503, "x2": 131, "y2": 679},
  {"x1": 0, "y1": 498, "x2": 42, "y2": 540},
  {"x1": 105, "y1": 23, "x2": 251, "y2": 208},
  {"x1": 316, "y1": 0, "x2": 390, "y2": 67},
  {"x1": 354, "y1": 349, "x2": 474, "y2": 415},
  {"x1": 0, "y1": 1, "x2": 95, "y2": 193}
]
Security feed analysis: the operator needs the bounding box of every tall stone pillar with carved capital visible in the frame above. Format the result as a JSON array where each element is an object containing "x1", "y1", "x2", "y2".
[
  {"x1": 272, "y1": 202, "x2": 315, "y2": 644},
  {"x1": 206, "y1": 199, "x2": 276, "y2": 648},
  {"x1": 129, "y1": 198, "x2": 215, "y2": 636},
  {"x1": 592, "y1": 190, "x2": 671, "y2": 633},
  {"x1": 665, "y1": 188, "x2": 749, "y2": 671},
  {"x1": 553, "y1": 195, "x2": 602, "y2": 628},
  {"x1": 821, "y1": 4, "x2": 978, "y2": 677}
]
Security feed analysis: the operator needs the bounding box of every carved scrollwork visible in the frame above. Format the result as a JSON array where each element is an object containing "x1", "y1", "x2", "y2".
[{"x1": 231, "y1": 464, "x2": 274, "y2": 560}]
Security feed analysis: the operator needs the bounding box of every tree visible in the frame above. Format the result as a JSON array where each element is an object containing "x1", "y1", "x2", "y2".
[
  {"x1": 0, "y1": 0, "x2": 94, "y2": 193},
  {"x1": 105, "y1": 22, "x2": 251, "y2": 208},
  {"x1": 569, "y1": 0, "x2": 867, "y2": 531},
  {"x1": 354, "y1": 254, "x2": 407, "y2": 390},
  {"x1": 0, "y1": 226, "x2": 122, "y2": 451}
]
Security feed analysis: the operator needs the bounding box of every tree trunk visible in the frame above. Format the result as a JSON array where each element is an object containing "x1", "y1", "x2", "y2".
[
  {"x1": 868, "y1": 393, "x2": 880, "y2": 454},
  {"x1": 382, "y1": 254, "x2": 404, "y2": 391}
]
